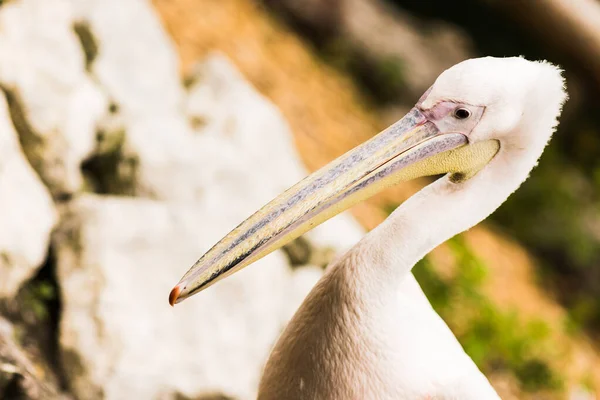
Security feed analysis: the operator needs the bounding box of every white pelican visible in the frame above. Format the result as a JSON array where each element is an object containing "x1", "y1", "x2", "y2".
[{"x1": 169, "y1": 57, "x2": 567, "y2": 399}]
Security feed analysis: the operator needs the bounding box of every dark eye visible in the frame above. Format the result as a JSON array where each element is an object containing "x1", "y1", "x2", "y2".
[{"x1": 453, "y1": 107, "x2": 471, "y2": 120}]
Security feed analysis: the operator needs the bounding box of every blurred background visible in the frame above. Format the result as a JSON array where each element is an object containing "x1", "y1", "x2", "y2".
[{"x1": 0, "y1": 0, "x2": 599, "y2": 399}]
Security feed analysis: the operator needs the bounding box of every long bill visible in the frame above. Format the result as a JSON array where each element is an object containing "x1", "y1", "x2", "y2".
[{"x1": 169, "y1": 107, "x2": 498, "y2": 305}]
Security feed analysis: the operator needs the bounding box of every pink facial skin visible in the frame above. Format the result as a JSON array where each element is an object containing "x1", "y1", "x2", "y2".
[{"x1": 420, "y1": 100, "x2": 485, "y2": 138}]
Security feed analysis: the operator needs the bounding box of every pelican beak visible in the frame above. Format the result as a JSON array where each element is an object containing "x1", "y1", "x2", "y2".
[{"x1": 170, "y1": 107, "x2": 498, "y2": 305}]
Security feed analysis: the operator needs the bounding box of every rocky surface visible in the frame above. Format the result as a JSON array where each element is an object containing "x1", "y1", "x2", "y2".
[
  {"x1": 0, "y1": 316, "x2": 68, "y2": 400},
  {"x1": 50, "y1": 38, "x2": 365, "y2": 396},
  {"x1": 68, "y1": 0, "x2": 184, "y2": 120},
  {"x1": 0, "y1": 0, "x2": 366, "y2": 397},
  {"x1": 55, "y1": 195, "x2": 325, "y2": 399},
  {"x1": 0, "y1": 91, "x2": 57, "y2": 299},
  {"x1": 0, "y1": 0, "x2": 107, "y2": 197},
  {"x1": 52, "y1": 31, "x2": 366, "y2": 397},
  {"x1": 0, "y1": 0, "x2": 368, "y2": 398}
]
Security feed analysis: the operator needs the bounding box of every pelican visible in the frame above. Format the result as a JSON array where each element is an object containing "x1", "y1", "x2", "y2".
[{"x1": 169, "y1": 57, "x2": 567, "y2": 399}]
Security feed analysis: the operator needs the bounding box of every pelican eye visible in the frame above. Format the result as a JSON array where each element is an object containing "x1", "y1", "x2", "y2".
[{"x1": 453, "y1": 107, "x2": 471, "y2": 120}]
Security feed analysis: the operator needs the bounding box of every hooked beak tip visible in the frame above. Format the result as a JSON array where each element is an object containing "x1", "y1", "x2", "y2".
[{"x1": 169, "y1": 284, "x2": 183, "y2": 307}]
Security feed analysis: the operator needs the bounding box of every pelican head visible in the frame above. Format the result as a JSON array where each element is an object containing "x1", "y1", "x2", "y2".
[{"x1": 170, "y1": 56, "x2": 567, "y2": 305}]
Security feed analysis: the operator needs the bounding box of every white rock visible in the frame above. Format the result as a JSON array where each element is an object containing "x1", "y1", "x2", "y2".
[
  {"x1": 187, "y1": 54, "x2": 307, "y2": 195},
  {"x1": 67, "y1": 0, "x2": 184, "y2": 120},
  {"x1": 125, "y1": 53, "x2": 307, "y2": 204},
  {"x1": 0, "y1": 92, "x2": 57, "y2": 298},
  {"x1": 65, "y1": 0, "x2": 305, "y2": 205},
  {"x1": 53, "y1": 43, "x2": 365, "y2": 399},
  {"x1": 60, "y1": 0, "x2": 307, "y2": 206},
  {"x1": 0, "y1": 0, "x2": 107, "y2": 195},
  {"x1": 100, "y1": 52, "x2": 310, "y2": 205},
  {"x1": 54, "y1": 194, "x2": 323, "y2": 400},
  {"x1": 34, "y1": 1, "x2": 368, "y2": 397}
]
